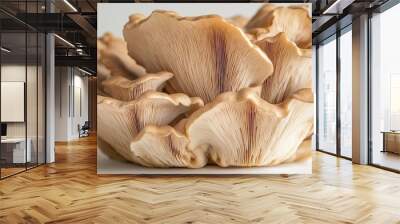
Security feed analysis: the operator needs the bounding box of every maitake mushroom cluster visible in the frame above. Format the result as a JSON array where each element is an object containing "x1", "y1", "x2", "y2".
[{"x1": 97, "y1": 4, "x2": 313, "y2": 168}]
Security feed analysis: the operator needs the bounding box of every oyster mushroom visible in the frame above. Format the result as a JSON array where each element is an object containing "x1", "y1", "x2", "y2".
[
  {"x1": 97, "y1": 92, "x2": 203, "y2": 160},
  {"x1": 123, "y1": 10, "x2": 273, "y2": 103},
  {"x1": 256, "y1": 32, "x2": 312, "y2": 104},
  {"x1": 185, "y1": 87, "x2": 314, "y2": 167},
  {"x1": 129, "y1": 125, "x2": 208, "y2": 168},
  {"x1": 98, "y1": 32, "x2": 146, "y2": 78},
  {"x1": 97, "y1": 39, "x2": 111, "y2": 95},
  {"x1": 284, "y1": 138, "x2": 312, "y2": 163},
  {"x1": 245, "y1": 4, "x2": 277, "y2": 30},
  {"x1": 245, "y1": 5, "x2": 312, "y2": 48},
  {"x1": 246, "y1": 28, "x2": 269, "y2": 42},
  {"x1": 102, "y1": 72, "x2": 174, "y2": 101},
  {"x1": 227, "y1": 15, "x2": 249, "y2": 28}
]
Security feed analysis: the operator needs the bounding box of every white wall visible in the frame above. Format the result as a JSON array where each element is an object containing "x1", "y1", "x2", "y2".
[
  {"x1": 54, "y1": 67, "x2": 89, "y2": 141},
  {"x1": 1, "y1": 65, "x2": 35, "y2": 138},
  {"x1": 71, "y1": 74, "x2": 89, "y2": 138},
  {"x1": 1, "y1": 63, "x2": 46, "y2": 164},
  {"x1": 55, "y1": 67, "x2": 70, "y2": 141}
]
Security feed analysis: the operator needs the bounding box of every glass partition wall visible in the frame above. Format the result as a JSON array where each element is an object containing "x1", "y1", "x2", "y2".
[
  {"x1": 317, "y1": 35, "x2": 337, "y2": 155},
  {"x1": 316, "y1": 26, "x2": 353, "y2": 159},
  {"x1": 339, "y1": 27, "x2": 352, "y2": 159},
  {"x1": 0, "y1": 2, "x2": 46, "y2": 179},
  {"x1": 370, "y1": 3, "x2": 400, "y2": 171}
]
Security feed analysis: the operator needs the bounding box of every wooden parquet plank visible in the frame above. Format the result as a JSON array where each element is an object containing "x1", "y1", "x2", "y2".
[{"x1": 0, "y1": 135, "x2": 400, "y2": 224}]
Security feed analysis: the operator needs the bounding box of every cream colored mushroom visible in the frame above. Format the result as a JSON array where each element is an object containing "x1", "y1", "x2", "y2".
[
  {"x1": 97, "y1": 39, "x2": 111, "y2": 95},
  {"x1": 123, "y1": 10, "x2": 273, "y2": 103},
  {"x1": 185, "y1": 87, "x2": 314, "y2": 167},
  {"x1": 227, "y1": 15, "x2": 249, "y2": 28},
  {"x1": 129, "y1": 125, "x2": 208, "y2": 168},
  {"x1": 245, "y1": 4, "x2": 277, "y2": 30},
  {"x1": 256, "y1": 32, "x2": 312, "y2": 104},
  {"x1": 102, "y1": 72, "x2": 173, "y2": 101},
  {"x1": 97, "y1": 92, "x2": 203, "y2": 161},
  {"x1": 245, "y1": 5, "x2": 312, "y2": 48},
  {"x1": 246, "y1": 28, "x2": 269, "y2": 42},
  {"x1": 98, "y1": 32, "x2": 146, "y2": 78},
  {"x1": 283, "y1": 138, "x2": 312, "y2": 163}
]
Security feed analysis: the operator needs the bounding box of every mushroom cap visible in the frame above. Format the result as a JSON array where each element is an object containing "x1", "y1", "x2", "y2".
[
  {"x1": 256, "y1": 32, "x2": 312, "y2": 104},
  {"x1": 123, "y1": 10, "x2": 273, "y2": 103},
  {"x1": 98, "y1": 32, "x2": 147, "y2": 78},
  {"x1": 246, "y1": 28, "x2": 269, "y2": 42},
  {"x1": 97, "y1": 92, "x2": 204, "y2": 161},
  {"x1": 97, "y1": 39, "x2": 106, "y2": 61},
  {"x1": 97, "y1": 39, "x2": 111, "y2": 95},
  {"x1": 245, "y1": 4, "x2": 277, "y2": 30},
  {"x1": 246, "y1": 5, "x2": 312, "y2": 48},
  {"x1": 102, "y1": 71, "x2": 174, "y2": 101},
  {"x1": 97, "y1": 63, "x2": 111, "y2": 96},
  {"x1": 227, "y1": 15, "x2": 249, "y2": 28},
  {"x1": 283, "y1": 137, "x2": 312, "y2": 163},
  {"x1": 129, "y1": 125, "x2": 208, "y2": 168},
  {"x1": 185, "y1": 87, "x2": 314, "y2": 167}
]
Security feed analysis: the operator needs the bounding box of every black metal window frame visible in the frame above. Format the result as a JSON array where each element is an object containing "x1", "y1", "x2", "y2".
[{"x1": 315, "y1": 22, "x2": 353, "y2": 161}]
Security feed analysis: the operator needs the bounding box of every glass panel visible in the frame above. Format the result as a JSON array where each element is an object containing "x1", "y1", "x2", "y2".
[
  {"x1": 38, "y1": 32, "x2": 45, "y2": 165},
  {"x1": 0, "y1": 1, "x2": 46, "y2": 178},
  {"x1": 371, "y1": 4, "x2": 400, "y2": 171},
  {"x1": 27, "y1": 31, "x2": 38, "y2": 169},
  {"x1": 339, "y1": 29, "x2": 352, "y2": 158},
  {"x1": 1, "y1": 30, "x2": 27, "y2": 177},
  {"x1": 26, "y1": 0, "x2": 39, "y2": 169},
  {"x1": 318, "y1": 37, "x2": 337, "y2": 154}
]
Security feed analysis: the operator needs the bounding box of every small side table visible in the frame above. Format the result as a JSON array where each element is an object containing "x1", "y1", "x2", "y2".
[
  {"x1": 0, "y1": 138, "x2": 32, "y2": 164},
  {"x1": 381, "y1": 131, "x2": 400, "y2": 155}
]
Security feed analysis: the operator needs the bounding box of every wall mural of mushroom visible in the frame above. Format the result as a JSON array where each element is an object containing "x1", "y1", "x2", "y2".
[{"x1": 97, "y1": 3, "x2": 313, "y2": 171}]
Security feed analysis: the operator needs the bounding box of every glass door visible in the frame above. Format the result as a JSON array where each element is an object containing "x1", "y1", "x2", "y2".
[
  {"x1": 339, "y1": 27, "x2": 353, "y2": 158},
  {"x1": 1, "y1": 30, "x2": 28, "y2": 178},
  {"x1": 0, "y1": 1, "x2": 47, "y2": 179},
  {"x1": 370, "y1": 3, "x2": 400, "y2": 171},
  {"x1": 317, "y1": 35, "x2": 337, "y2": 154}
]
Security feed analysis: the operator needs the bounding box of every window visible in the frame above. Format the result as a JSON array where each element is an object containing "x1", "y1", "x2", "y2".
[
  {"x1": 339, "y1": 28, "x2": 352, "y2": 158},
  {"x1": 370, "y1": 3, "x2": 400, "y2": 171},
  {"x1": 317, "y1": 36, "x2": 337, "y2": 154},
  {"x1": 390, "y1": 74, "x2": 400, "y2": 130}
]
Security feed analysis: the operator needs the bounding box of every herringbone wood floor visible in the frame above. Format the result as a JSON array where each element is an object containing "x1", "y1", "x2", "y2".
[{"x1": 1, "y1": 135, "x2": 400, "y2": 224}]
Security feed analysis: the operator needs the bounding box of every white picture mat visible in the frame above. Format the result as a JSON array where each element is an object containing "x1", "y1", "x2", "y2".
[{"x1": 1, "y1": 82, "x2": 25, "y2": 122}]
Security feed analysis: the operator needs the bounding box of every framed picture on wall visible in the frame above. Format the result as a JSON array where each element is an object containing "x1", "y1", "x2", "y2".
[{"x1": 96, "y1": 3, "x2": 313, "y2": 175}]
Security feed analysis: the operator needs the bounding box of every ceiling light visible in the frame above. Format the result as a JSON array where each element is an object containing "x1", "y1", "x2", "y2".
[
  {"x1": 54, "y1": 34, "x2": 75, "y2": 48},
  {"x1": 78, "y1": 67, "x2": 93, "y2": 76},
  {"x1": 1, "y1": 47, "x2": 11, "y2": 53},
  {"x1": 63, "y1": 0, "x2": 78, "y2": 12}
]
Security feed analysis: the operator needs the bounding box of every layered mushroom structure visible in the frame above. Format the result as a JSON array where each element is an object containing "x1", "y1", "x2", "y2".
[
  {"x1": 123, "y1": 11, "x2": 274, "y2": 103},
  {"x1": 97, "y1": 92, "x2": 203, "y2": 165},
  {"x1": 97, "y1": 4, "x2": 313, "y2": 168},
  {"x1": 245, "y1": 5, "x2": 312, "y2": 48},
  {"x1": 185, "y1": 88, "x2": 313, "y2": 167}
]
